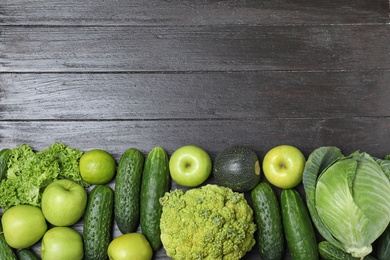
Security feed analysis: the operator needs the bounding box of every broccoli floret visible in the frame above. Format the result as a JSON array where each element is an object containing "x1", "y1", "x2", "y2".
[{"x1": 159, "y1": 184, "x2": 256, "y2": 260}]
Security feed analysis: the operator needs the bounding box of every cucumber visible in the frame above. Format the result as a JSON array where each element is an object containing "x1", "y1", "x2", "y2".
[
  {"x1": 251, "y1": 182, "x2": 284, "y2": 260},
  {"x1": 16, "y1": 248, "x2": 40, "y2": 260},
  {"x1": 365, "y1": 256, "x2": 378, "y2": 260},
  {"x1": 281, "y1": 189, "x2": 318, "y2": 260},
  {"x1": 114, "y1": 148, "x2": 145, "y2": 234},
  {"x1": 318, "y1": 241, "x2": 356, "y2": 260},
  {"x1": 83, "y1": 185, "x2": 114, "y2": 260},
  {"x1": 376, "y1": 225, "x2": 390, "y2": 260},
  {"x1": 0, "y1": 224, "x2": 17, "y2": 260},
  {"x1": 318, "y1": 241, "x2": 378, "y2": 260},
  {"x1": 140, "y1": 146, "x2": 170, "y2": 251},
  {"x1": 0, "y1": 149, "x2": 11, "y2": 182}
]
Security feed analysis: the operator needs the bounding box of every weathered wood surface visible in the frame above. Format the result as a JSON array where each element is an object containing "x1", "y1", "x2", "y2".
[
  {"x1": 1, "y1": 119, "x2": 390, "y2": 160},
  {"x1": 1, "y1": 0, "x2": 388, "y2": 26},
  {"x1": 1, "y1": 72, "x2": 389, "y2": 119},
  {"x1": 1, "y1": 0, "x2": 389, "y2": 259},
  {"x1": 1, "y1": 25, "x2": 389, "y2": 72}
]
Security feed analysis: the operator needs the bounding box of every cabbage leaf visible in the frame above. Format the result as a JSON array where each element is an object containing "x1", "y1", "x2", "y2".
[{"x1": 303, "y1": 147, "x2": 390, "y2": 258}]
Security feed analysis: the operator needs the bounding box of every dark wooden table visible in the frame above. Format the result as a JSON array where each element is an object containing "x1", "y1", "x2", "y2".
[{"x1": 1, "y1": 0, "x2": 389, "y2": 259}]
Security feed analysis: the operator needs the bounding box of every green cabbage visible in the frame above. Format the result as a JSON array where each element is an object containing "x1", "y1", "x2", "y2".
[
  {"x1": 0, "y1": 143, "x2": 87, "y2": 209},
  {"x1": 303, "y1": 147, "x2": 390, "y2": 259}
]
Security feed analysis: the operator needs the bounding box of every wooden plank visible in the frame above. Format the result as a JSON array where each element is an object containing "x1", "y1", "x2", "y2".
[
  {"x1": 1, "y1": 71, "x2": 389, "y2": 120},
  {"x1": 1, "y1": 119, "x2": 389, "y2": 159},
  {"x1": 1, "y1": 25, "x2": 389, "y2": 72},
  {"x1": 1, "y1": 0, "x2": 388, "y2": 26}
]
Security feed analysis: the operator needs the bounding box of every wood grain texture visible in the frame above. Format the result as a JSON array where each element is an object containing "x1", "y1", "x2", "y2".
[
  {"x1": 1, "y1": 25, "x2": 389, "y2": 72},
  {"x1": 1, "y1": 0, "x2": 390, "y2": 259},
  {"x1": 1, "y1": 71, "x2": 389, "y2": 120},
  {"x1": 1, "y1": 119, "x2": 389, "y2": 160},
  {"x1": 1, "y1": 0, "x2": 389, "y2": 26}
]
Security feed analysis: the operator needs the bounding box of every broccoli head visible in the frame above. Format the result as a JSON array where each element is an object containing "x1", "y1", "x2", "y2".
[{"x1": 159, "y1": 184, "x2": 256, "y2": 260}]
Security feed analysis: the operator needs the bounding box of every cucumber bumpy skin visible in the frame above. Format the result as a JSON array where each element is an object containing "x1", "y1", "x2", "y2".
[
  {"x1": 114, "y1": 148, "x2": 145, "y2": 234},
  {"x1": 83, "y1": 185, "x2": 114, "y2": 260},
  {"x1": 140, "y1": 146, "x2": 170, "y2": 251},
  {"x1": 319, "y1": 241, "x2": 355, "y2": 260},
  {"x1": 251, "y1": 182, "x2": 284, "y2": 260},
  {"x1": 281, "y1": 189, "x2": 319, "y2": 260},
  {"x1": 16, "y1": 248, "x2": 40, "y2": 260}
]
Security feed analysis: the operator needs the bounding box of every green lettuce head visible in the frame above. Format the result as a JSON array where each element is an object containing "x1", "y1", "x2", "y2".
[{"x1": 303, "y1": 147, "x2": 390, "y2": 259}]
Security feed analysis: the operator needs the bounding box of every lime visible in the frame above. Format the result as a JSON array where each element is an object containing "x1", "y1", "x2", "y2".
[
  {"x1": 79, "y1": 149, "x2": 116, "y2": 184},
  {"x1": 108, "y1": 233, "x2": 153, "y2": 260}
]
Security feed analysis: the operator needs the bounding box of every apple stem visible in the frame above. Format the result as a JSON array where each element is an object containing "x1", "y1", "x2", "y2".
[{"x1": 66, "y1": 183, "x2": 74, "y2": 191}]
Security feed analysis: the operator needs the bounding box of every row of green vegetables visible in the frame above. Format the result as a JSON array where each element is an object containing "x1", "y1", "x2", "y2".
[
  {"x1": 0, "y1": 143, "x2": 389, "y2": 260},
  {"x1": 251, "y1": 145, "x2": 390, "y2": 260},
  {"x1": 240, "y1": 145, "x2": 390, "y2": 260}
]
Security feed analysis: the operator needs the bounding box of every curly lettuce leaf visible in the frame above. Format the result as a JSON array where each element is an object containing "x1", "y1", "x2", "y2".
[
  {"x1": 0, "y1": 143, "x2": 86, "y2": 209},
  {"x1": 38, "y1": 142, "x2": 84, "y2": 182}
]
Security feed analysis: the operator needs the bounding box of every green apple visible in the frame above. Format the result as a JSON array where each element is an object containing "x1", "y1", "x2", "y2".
[
  {"x1": 1, "y1": 205, "x2": 47, "y2": 248},
  {"x1": 108, "y1": 233, "x2": 152, "y2": 260},
  {"x1": 169, "y1": 145, "x2": 212, "y2": 187},
  {"x1": 41, "y1": 179, "x2": 87, "y2": 226},
  {"x1": 262, "y1": 145, "x2": 306, "y2": 189},
  {"x1": 41, "y1": 227, "x2": 83, "y2": 260}
]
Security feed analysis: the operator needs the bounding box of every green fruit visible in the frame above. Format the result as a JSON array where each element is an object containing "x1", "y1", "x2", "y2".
[
  {"x1": 213, "y1": 145, "x2": 261, "y2": 192},
  {"x1": 169, "y1": 145, "x2": 212, "y2": 187},
  {"x1": 262, "y1": 145, "x2": 306, "y2": 189},
  {"x1": 41, "y1": 227, "x2": 83, "y2": 260},
  {"x1": 0, "y1": 224, "x2": 17, "y2": 260},
  {"x1": 107, "y1": 233, "x2": 153, "y2": 260},
  {"x1": 1, "y1": 205, "x2": 47, "y2": 249},
  {"x1": 41, "y1": 179, "x2": 87, "y2": 227}
]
